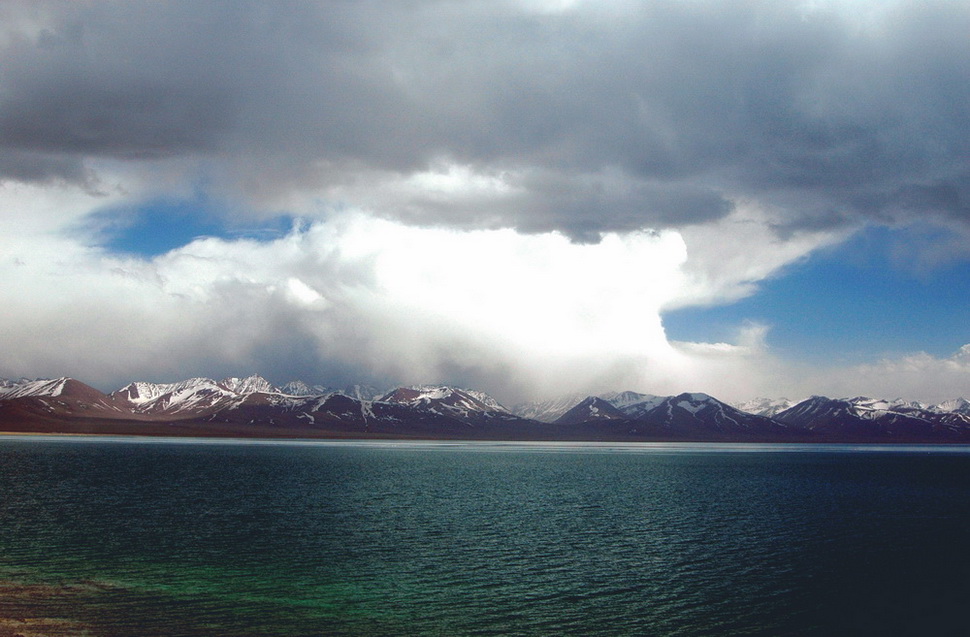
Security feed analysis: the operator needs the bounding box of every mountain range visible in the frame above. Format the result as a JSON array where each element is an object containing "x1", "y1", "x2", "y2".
[{"x1": 2, "y1": 375, "x2": 969, "y2": 443}]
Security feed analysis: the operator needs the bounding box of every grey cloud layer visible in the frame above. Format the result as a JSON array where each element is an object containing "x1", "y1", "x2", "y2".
[{"x1": 2, "y1": 0, "x2": 969, "y2": 235}]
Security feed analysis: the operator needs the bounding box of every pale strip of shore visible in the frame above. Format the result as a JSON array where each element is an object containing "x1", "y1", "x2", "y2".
[{"x1": 5, "y1": 432, "x2": 970, "y2": 453}]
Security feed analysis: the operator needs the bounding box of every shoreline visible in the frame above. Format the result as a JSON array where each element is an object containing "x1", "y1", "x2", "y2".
[{"x1": 4, "y1": 432, "x2": 970, "y2": 453}]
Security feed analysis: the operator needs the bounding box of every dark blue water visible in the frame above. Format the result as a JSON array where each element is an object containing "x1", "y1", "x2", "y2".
[{"x1": 2, "y1": 438, "x2": 970, "y2": 636}]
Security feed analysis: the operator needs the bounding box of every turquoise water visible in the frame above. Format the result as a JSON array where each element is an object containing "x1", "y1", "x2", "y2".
[{"x1": 2, "y1": 438, "x2": 970, "y2": 635}]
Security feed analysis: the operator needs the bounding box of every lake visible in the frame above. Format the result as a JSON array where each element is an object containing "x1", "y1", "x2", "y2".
[{"x1": 2, "y1": 437, "x2": 970, "y2": 636}]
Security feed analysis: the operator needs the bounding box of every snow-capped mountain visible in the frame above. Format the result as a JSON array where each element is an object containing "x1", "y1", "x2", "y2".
[
  {"x1": 220, "y1": 375, "x2": 276, "y2": 395},
  {"x1": 612, "y1": 394, "x2": 668, "y2": 420},
  {"x1": 625, "y1": 393, "x2": 789, "y2": 437},
  {"x1": 0, "y1": 377, "x2": 75, "y2": 400},
  {"x1": 278, "y1": 381, "x2": 384, "y2": 401},
  {"x1": 279, "y1": 380, "x2": 332, "y2": 396},
  {"x1": 0, "y1": 376, "x2": 529, "y2": 434},
  {"x1": 732, "y1": 397, "x2": 799, "y2": 418},
  {"x1": 3, "y1": 374, "x2": 970, "y2": 443},
  {"x1": 112, "y1": 377, "x2": 260, "y2": 417},
  {"x1": 0, "y1": 377, "x2": 128, "y2": 424},
  {"x1": 114, "y1": 377, "x2": 236, "y2": 414},
  {"x1": 110, "y1": 375, "x2": 384, "y2": 419},
  {"x1": 512, "y1": 393, "x2": 590, "y2": 422},
  {"x1": 931, "y1": 398, "x2": 970, "y2": 415},
  {"x1": 541, "y1": 391, "x2": 787, "y2": 438},
  {"x1": 379, "y1": 386, "x2": 516, "y2": 424},
  {"x1": 773, "y1": 395, "x2": 970, "y2": 440},
  {"x1": 601, "y1": 391, "x2": 660, "y2": 411},
  {"x1": 554, "y1": 397, "x2": 627, "y2": 424},
  {"x1": 514, "y1": 391, "x2": 660, "y2": 423}
]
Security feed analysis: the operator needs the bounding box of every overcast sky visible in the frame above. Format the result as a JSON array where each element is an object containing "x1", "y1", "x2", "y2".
[{"x1": 2, "y1": 0, "x2": 969, "y2": 404}]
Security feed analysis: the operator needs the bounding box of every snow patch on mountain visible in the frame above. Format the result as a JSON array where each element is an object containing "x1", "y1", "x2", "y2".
[
  {"x1": 4, "y1": 371, "x2": 969, "y2": 440},
  {"x1": 600, "y1": 391, "x2": 658, "y2": 410},
  {"x1": 732, "y1": 397, "x2": 800, "y2": 417},
  {"x1": 513, "y1": 393, "x2": 598, "y2": 422},
  {"x1": 842, "y1": 396, "x2": 939, "y2": 420},
  {"x1": 115, "y1": 377, "x2": 224, "y2": 404},
  {"x1": 279, "y1": 380, "x2": 331, "y2": 396},
  {"x1": 381, "y1": 386, "x2": 508, "y2": 414},
  {"x1": 219, "y1": 375, "x2": 275, "y2": 395},
  {"x1": 554, "y1": 396, "x2": 627, "y2": 424},
  {"x1": 932, "y1": 398, "x2": 970, "y2": 414},
  {"x1": 770, "y1": 395, "x2": 970, "y2": 435},
  {"x1": 0, "y1": 377, "x2": 69, "y2": 399},
  {"x1": 517, "y1": 391, "x2": 666, "y2": 422}
]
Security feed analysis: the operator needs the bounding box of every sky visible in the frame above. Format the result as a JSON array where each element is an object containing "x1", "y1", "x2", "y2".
[{"x1": 1, "y1": 0, "x2": 969, "y2": 405}]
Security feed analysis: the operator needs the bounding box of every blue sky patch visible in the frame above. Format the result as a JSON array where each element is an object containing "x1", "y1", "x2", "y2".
[
  {"x1": 96, "y1": 196, "x2": 296, "y2": 257},
  {"x1": 663, "y1": 225, "x2": 970, "y2": 364}
]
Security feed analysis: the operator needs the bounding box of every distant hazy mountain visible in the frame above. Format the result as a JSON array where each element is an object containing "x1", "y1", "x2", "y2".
[
  {"x1": 2, "y1": 375, "x2": 969, "y2": 442},
  {"x1": 931, "y1": 398, "x2": 970, "y2": 415},
  {"x1": 513, "y1": 390, "x2": 661, "y2": 423},
  {"x1": 772, "y1": 395, "x2": 970, "y2": 441},
  {"x1": 617, "y1": 392, "x2": 790, "y2": 439},
  {"x1": 512, "y1": 393, "x2": 590, "y2": 423},
  {"x1": 554, "y1": 396, "x2": 628, "y2": 425},
  {"x1": 278, "y1": 380, "x2": 332, "y2": 396},
  {"x1": 731, "y1": 397, "x2": 799, "y2": 418}
]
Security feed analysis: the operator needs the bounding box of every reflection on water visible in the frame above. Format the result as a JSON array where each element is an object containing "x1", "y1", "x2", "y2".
[{"x1": 2, "y1": 437, "x2": 970, "y2": 635}]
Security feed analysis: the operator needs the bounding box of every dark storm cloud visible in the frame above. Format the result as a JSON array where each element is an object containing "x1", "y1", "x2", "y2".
[
  {"x1": 0, "y1": 149, "x2": 91, "y2": 185},
  {"x1": 501, "y1": 173, "x2": 733, "y2": 240},
  {"x1": 2, "y1": 0, "x2": 969, "y2": 235}
]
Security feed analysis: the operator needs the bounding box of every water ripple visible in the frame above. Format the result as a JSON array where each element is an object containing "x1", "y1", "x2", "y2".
[{"x1": 2, "y1": 440, "x2": 970, "y2": 635}]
